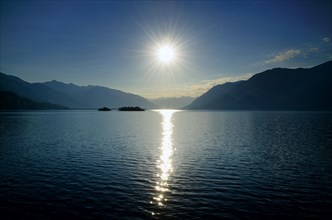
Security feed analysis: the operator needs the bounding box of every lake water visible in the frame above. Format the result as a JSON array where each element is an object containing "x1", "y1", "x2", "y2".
[{"x1": 1, "y1": 110, "x2": 332, "y2": 219}]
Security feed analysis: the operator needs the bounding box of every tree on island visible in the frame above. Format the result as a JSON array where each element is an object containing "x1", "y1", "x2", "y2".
[
  {"x1": 98, "y1": 107, "x2": 111, "y2": 111},
  {"x1": 118, "y1": 106, "x2": 145, "y2": 111}
]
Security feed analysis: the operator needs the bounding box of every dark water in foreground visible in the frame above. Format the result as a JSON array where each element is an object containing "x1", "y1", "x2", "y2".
[{"x1": 0, "y1": 110, "x2": 332, "y2": 219}]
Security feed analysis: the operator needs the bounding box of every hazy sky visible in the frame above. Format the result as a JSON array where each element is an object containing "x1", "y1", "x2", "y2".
[{"x1": 1, "y1": 0, "x2": 331, "y2": 98}]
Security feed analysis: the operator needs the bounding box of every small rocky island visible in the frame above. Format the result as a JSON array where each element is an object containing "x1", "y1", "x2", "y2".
[
  {"x1": 118, "y1": 106, "x2": 145, "y2": 111},
  {"x1": 98, "y1": 107, "x2": 111, "y2": 111}
]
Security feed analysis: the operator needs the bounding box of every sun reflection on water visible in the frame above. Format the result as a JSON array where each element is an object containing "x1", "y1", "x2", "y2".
[{"x1": 152, "y1": 110, "x2": 179, "y2": 210}]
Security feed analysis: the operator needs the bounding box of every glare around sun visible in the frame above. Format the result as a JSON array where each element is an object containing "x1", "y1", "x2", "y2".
[{"x1": 157, "y1": 45, "x2": 175, "y2": 63}]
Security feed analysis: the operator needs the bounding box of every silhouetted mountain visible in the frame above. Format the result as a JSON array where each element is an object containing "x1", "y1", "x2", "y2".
[
  {"x1": 41, "y1": 80, "x2": 156, "y2": 109},
  {"x1": 0, "y1": 91, "x2": 67, "y2": 110},
  {"x1": 149, "y1": 96, "x2": 195, "y2": 109},
  {"x1": 186, "y1": 61, "x2": 332, "y2": 110},
  {"x1": 0, "y1": 73, "x2": 156, "y2": 109},
  {"x1": 0, "y1": 73, "x2": 78, "y2": 107},
  {"x1": 42, "y1": 80, "x2": 82, "y2": 95}
]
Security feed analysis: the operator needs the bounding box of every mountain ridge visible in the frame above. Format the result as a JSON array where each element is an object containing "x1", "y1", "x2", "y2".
[
  {"x1": 0, "y1": 91, "x2": 68, "y2": 110},
  {"x1": 41, "y1": 79, "x2": 156, "y2": 108},
  {"x1": 0, "y1": 72, "x2": 78, "y2": 107},
  {"x1": 186, "y1": 61, "x2": 332, "y2": 110},
  {"x1": 0, "y1": 72, "x2": 156, "y2": 109}
]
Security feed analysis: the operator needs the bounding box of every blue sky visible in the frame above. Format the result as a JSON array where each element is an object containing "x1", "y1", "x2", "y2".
[{"x1": 1, "y1": 0, "x2": 331, "y2": 98}]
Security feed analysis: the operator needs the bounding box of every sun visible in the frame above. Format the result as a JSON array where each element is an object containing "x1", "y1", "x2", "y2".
[{"x1": 157, "y1": 45, "x2": 175, "y2": 63}]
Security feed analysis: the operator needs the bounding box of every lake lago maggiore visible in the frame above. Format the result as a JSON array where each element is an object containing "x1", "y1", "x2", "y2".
[{"x1": 1, "y1": 110, "x2": 331, "y2": 219}]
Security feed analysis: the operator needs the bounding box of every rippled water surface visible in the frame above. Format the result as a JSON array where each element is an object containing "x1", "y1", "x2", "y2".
[{"x1": 1, "y1": 110, "x2": 332, "y2": 219}]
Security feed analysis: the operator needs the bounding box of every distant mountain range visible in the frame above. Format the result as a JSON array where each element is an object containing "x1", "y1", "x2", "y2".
[
  {"x1": 0, "y1": 91, "x2": 67, "y2": 110},
  {"x1": 149, "y1": 96, "x2": 195, "y2": 109},
  {"x1": 0, "y1": 73, "x2": 156, "y2": 109},
  {"x1": 186, "y1": 61, "x2": 332, "y2": 110},
  {"x1": 2, "y1": 60, "x2": 331, "y2": 111}
]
